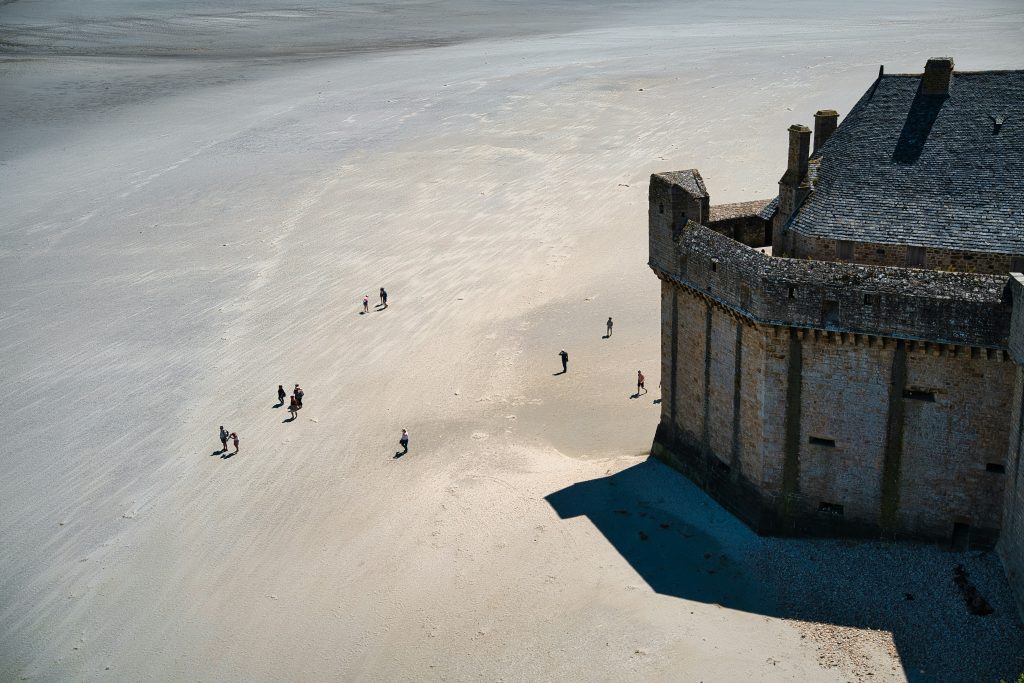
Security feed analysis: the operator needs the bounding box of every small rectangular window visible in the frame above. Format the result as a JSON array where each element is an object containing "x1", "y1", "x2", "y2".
[
  {"x1": 818, "y1": 502, "x2": 844, "y2": 516},
  {"x1": 903, "y1": 389, "x2": 936, "y2": 402},
  {"x1": 863, "y1": 294, "x2": 876, "y2": 305},
  {"x1": 837, "y1": 240, "x2": 854, "y2": 260},
  {"x1": 822, "y1": 300, "x2": 840, "y2": 323},
  {"x1": 788, "y1": 286, "x2": 796, "y2": 299},
  {"x1": 907, "y1": 246, "x2": 926, "y2": 267},
  {"x1": 809, "y1": 436, "x2": 836, "y2": 447},
  {"x1": 659, "y1": 203, "x2": 665, "y2": 215},
  {"x1": 986, "y1": 463, "x2": 1006, "y2": 474},
  {"x1": 711, "y1": 260, "x2": 718, "y2": 273}
]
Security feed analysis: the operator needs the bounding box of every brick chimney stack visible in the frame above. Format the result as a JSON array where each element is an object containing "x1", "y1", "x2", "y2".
[
  {"x1": 773, "y1": 124, "x2": 813, "y2": 254},
  {"x1": 922, "y1": 57, "x2": 954, "y2": 95},
  {"x1": 813, "y1": 110, "x2": 839, "y2": 153}
]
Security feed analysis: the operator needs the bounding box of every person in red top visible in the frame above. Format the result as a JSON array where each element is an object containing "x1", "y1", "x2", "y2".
[{"x1": 637, "y1": 370, "x2": 646, "y2": 396}]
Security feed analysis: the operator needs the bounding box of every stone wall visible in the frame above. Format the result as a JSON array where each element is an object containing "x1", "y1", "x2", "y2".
[
  {"x1": 662, "y1": 220, "x2": 1011, "y2": 349},
  {"x1": 999, "y1": 274, "x2": 1024, "y2": 617},
  {"x1": 707, "y1": 200, "x2": 772, "y2": 248},
  {"x1": 653, "y1": 276, "x2": 1014, "y2": 546},
  {"x1": 788, "y1": 231, "x2": 1022, "y2": 275}
]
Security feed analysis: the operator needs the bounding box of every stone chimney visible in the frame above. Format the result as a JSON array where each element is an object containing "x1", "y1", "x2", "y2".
[
  {"x1": 922, "y1": 57, "x2": 954, "y2": 95},
  {"x1": 773, "y1": 124, "x2": 812, "y2": 254},
  {"x1": 813, "y1": 110, "x2": 839, "y2": 153},
  {"x1": 782, "y1": 124, "x2": 811, "y2": 185}
]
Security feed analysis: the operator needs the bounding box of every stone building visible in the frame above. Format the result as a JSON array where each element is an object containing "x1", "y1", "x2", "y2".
[{"x1": 646, "y1": 58, "x2": 1024, "y2": 614}]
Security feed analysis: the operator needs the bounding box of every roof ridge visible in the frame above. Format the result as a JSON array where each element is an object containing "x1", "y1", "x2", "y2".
[{"x1": 882, "y1": 68, "x2": 1024, "y2": 77}]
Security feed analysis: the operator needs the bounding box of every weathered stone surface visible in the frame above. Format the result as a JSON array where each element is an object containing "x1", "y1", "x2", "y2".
[
  {"x1": 999, "y1": 275, "x2": 1024, "y2": 617},
  {"x1": 648, "y1": 169, "x2": 1015, "y2": 549}
]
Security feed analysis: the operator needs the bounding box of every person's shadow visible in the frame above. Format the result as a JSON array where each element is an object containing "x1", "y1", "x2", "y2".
[
  {"x1": 273, "y1": 401, "x2": 283, "y2": 408},
  {"x1": 221, "y1": 452, "x2": 235, "y2": 459},
  {"x1": 211, "y1": 449, "x2": 225, "y2": 456},
  {"x1": 284, "y1": 415, "x2": 296, "y2": 423},
  {"x1": 602, "y1": 334, "x2": 610, "y2": 339},
  {"x1": 553, "y1": 369, "x2": 567, "y2": 376},
  {"x1": 393, "y1": 451, "x2": 405, "y2": 459}
]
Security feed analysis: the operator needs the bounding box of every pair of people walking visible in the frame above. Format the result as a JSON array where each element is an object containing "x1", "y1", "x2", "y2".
[
  {"x1": 361, "y1": 287, "x2": 389, "y2": 314},
  {"x1": 218, "y1": 426, "x2": 239, "y2": 454},
  {"x1": 287, "y1": 384, "x2": 304, "y2": 420}
]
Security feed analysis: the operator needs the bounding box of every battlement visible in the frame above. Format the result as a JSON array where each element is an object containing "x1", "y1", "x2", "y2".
[{"x1": 653, "y1": 220, "x2": 1011, "y2": 349}]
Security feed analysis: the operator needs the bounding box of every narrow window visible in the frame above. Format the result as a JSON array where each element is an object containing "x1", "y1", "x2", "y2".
[
  {"x1": 818, "y1": 502, "x2": 844, "y2": 516},
  {"x1": 986, "y1": 463, "x2": 1006, "y2": 474},
  {"x1": 837, "y1": 240, "x2": 854, "y2": 260},
  {"x1": 863, "y1": 294, "x2": 876, "y2": 305},
  {"x1": 903, "y1": 389, "x2": 936, "y2": 402},
  {"x1": 809, "y1": 436, "x2": 836, "y2": 447},
  {"x1": 822, "y1": 300, "x2": 840, "y2": 324},
  {"x1": 711, "y1": 260, "x2": 718, "y2": 273},
  {"x1": 788, "y1": 286, "x2": 796, "y2": 299},
  {"x1": 907, "y1": 246, "x2": 926, "y2": 267},
  {"x1": 659, "y1": 203, "x2": 664, "y2": 215}
]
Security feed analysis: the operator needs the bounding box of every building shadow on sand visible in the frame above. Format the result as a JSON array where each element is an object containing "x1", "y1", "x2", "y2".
[{"x1": 545, "y1": 457, "x2": 1024, "y2": 682}]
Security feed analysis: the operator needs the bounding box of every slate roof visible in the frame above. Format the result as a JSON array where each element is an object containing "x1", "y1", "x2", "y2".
[
  {"x1": 656, "y1": 169, "x2": 707, "y2": 198},
  {"x1": 757, "y1": 196, "x2": 779, "y2": 222},
  {"x1": 787, "y1": 70, "x2": 1024, "y2": 255},
  {"x1": 709, "y1": 199, "x2": 773, "y2": 222}
]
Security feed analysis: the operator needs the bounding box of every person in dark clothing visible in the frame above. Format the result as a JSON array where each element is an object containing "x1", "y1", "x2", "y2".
[
  {"x1": 277, "y1": 385, "x2": 286, "y2": 406},
  {"x1": 219, "y1": 426, "x2": 229, "y2": 452},
  {"x1": 288, "y1": 396, "x2": 298, "y2": 420},
  {"x1": 381, "y1": 288, "x2": 388, "y2": 308},
  {"x1": 400, "y1": 428, "x2": 409, "y2": 454},
  {"x1": 559, "y1": 349, "x2": 568, "y2": 374},
  {"x1": 294, "y1": 384, "x2": 304, "y2": 408},
  {"x1": 606, "y1": 317, "x2": 613, "y2": 337}
]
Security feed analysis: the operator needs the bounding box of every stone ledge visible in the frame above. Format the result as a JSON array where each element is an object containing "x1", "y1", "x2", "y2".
[{"x1": 650, "y1": 221, "x2": 1011, "y2": 348}]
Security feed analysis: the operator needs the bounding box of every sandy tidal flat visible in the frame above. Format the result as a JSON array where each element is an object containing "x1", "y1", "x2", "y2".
[{"x1": 2, "y1": 1, "x2": 1024, "y2": 680}]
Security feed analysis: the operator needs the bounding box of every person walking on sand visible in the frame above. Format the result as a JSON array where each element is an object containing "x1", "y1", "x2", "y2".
[
  {"x1": 277, "y1": 384, "x2": 286, "y2": 406},
  {"x1": 637, "y1": 370, "x2": 647, "y2": 396},
  {"x1": 381, "y1": 287, "x2": 388, "y2": 308},
  {"x1": 219, "y1": 426, "x2": 229, "y2": 452},
  {"x1": 294, "y1": 384, "x2": 304, "y2": 408},
  {"x1": 559, "y1": 349, "x2": 568, "y2": 374},
  {"x1": 288, "y1": 395, "x2": 298, "y2": 420},
  {"x1": 400, "y1": 428, "x2": 409, "y2": 454},
  {"x1": 363, "y1": 295, "x2": 369, "y2": 314},
  {"x1": 606, "y1": 317, "x2": 613, "y2": 337},
  {"x1": 230, "y1": 432, "x2": 239, "y2": 455}
]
